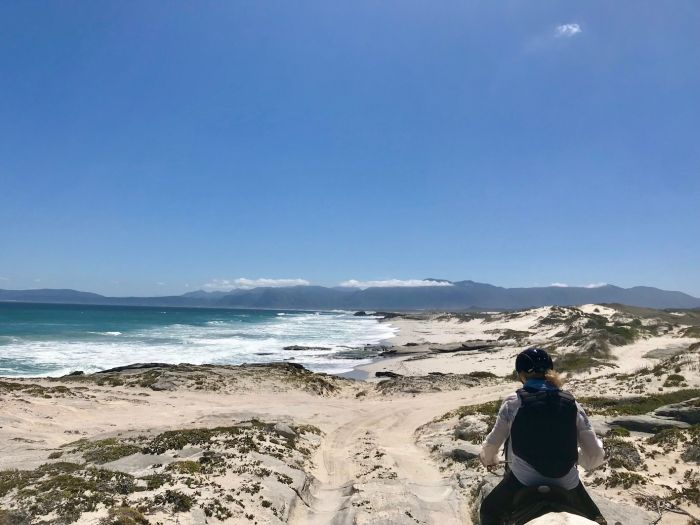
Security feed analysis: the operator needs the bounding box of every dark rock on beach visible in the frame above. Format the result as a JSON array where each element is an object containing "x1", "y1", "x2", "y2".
[
  {"x1": 273, "y1": 423, "x2": 297, "y2": 439},
  {"x1": 609, "y1": 415, "x2": 690, "y2": 433},
  {"x1": 654, "y1": 397, "x2": 700, "y2": 424},
  {"x1": 150, "y1": 379, "x2": 178, "y2": 391},
  {"x1": 374, "y1": 312, "x2": 402, "y2": 319},
  {"x1": 375, "y1": 371, "x2": 403, "y2": 379},
  {"x1": 429, "y1": 341, "x2": 500, "y2": 353},
  {"x1": 283, "y1": 345, "x2": 331, "y2": 351},
  {"x1": 97, "y1": 363, "x2": 176, "y2": 374},
  {"x1": 450, "y1": 448, "x2": 478, "y2": 462}
]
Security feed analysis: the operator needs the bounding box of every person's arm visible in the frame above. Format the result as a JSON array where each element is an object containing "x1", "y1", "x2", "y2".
[
  {"x1": 576, "y1": 402, "x2": 605, "y2": 471},
  {"x1": 479, "y1": 394, "x2": 518, "y2": 467}
]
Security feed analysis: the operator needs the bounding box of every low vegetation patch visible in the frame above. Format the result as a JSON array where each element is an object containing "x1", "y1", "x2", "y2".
[
  {"x1": 166, "y1": 460, "x2": 202, "y2": 475},
  {"x1": 579, "y1": 389, "x2": 700, "y2": 416},
  {"x1": 0, "y1": 462, "x2": 136, "y2": 522},
  {"x1": 681, "y1": 326, "x2": 700, "y2": 338},
  {"x1": 67, "y1": 438, "x2": 141, "y2": 464},
  {"x1": 663, "y1": 374, "x2": 687, "y2": 387},
  {"x1": 605, "y1": 427, "x2": 630, "y2": 438},
  {"x1": 1, "y1": 419, "x2": 322, "y2": 523},
  {"x1": 466, "y1": 371, "x2": 498, "y2": 379},
  {"x1": 435, "y1": 400, "x2": 502, "y2": 423},
  {"x1": 603, "y1": 470, "x2": 647, "y2": 489},
  {"x1": 648, "y1": 426, "x2": 700, "y2": 458},
  {"x1": 153, "y1": 489, "x2": 194, "y2": 512},
  {"x1": 0, "y1": 380, "x2": 73, "y2": 398},
  {"x1": 496, "y1": 329, "x2": 533, "y2": 341},
  {"x1": 604, "y1": 437, "x2": 642, "y2": 470},
  {"x1": 554, "y1": 353, "x2": 611, "y2": 373}
]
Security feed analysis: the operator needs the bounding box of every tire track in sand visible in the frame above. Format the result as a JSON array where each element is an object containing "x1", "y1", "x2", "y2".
[{"x1": 289, "y1": 401, "x2": 466, "y2": 525}]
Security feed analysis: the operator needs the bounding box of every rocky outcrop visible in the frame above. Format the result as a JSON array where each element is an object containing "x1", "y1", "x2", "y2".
[
  {"x1": 282, "y1": 345, "x2": 331, "y2": 351},
  {"x1": 654, "y1": 397, "x2": 700, "y2": 424},
  {"x1": 273, "y1": 423, "x2": 297, "y2": 440},
  {"x1": 374, "y1": 373, "x2": 479, "y2": 395},
  {"x1": 375, "y1": 371, "x2": 403, "y2": 379},
  {"x1": 429, "y1": 341, "x2": 501, "y2": 353},
  {"x1": 150, "y1": 379, "x2": 178, "y2": 391},
  {"x1": 590, "y1": 491, "x2": 655, "y2": 525},
  {"x1": 604, "y1": 397, "x2": 699, "y2": 434},
  {"x1": 453, "y1": 417, "x2": 489, "y2": 442},
  {"x1": 608, "y1": 415, "x2": 690, "y2": 433},
  {"x1": 97, "y1": 363, "x2": 176, "y2": 374},
  {"x1": 450, "y1": 447, "x2": 479, "y2": 462}
]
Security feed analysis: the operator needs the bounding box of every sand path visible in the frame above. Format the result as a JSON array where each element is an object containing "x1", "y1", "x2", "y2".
[
  {"x1": 0, "y1": 376, "x2": 508, "y2": 525},
  {"x1": 287, "y1": 388, "x2": 511, "y2": 525}
]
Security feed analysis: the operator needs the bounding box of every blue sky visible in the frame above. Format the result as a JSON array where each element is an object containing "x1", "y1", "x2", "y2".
[{"x1": 1, "y1": 1, "x2": 699, "y2": 297}]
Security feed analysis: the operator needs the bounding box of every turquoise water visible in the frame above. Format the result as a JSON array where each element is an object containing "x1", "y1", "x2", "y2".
[{"x1": 0, "y1": 303, "x2": 396, "y2": 377}]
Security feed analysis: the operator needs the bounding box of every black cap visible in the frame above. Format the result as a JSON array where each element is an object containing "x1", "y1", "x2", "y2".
[{"x1": 515, "y1": 347, "x2": 554, "y2": 374}]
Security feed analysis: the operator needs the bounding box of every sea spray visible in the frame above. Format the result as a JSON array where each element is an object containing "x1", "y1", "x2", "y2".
[{"x1": 0, "y1": 303, "x2": 396, "y2": 377}]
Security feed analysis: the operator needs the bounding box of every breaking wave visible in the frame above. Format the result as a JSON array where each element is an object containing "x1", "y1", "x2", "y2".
[{"x1": 0, "y1": 305, "x2": 397, "y2": 377}]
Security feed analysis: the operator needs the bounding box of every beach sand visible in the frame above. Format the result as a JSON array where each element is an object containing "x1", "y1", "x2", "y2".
[{"x1": 1, "y1": 304, "x2": 699, "y2": 524}]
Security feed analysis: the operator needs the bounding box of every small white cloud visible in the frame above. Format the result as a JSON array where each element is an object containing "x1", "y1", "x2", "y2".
[
  {"x1": 584, "y1": 282, "x2": 607, "y2": 289},
  {"x1": 203, "y1": 278, "x2": 311, "y2": 291},
  {"x1": 34, "y1": 278, "x2": 41, "y2": 283},
  {"x1": 339, "y1": 279, "x2": 453, "y2": 290},
  {"x1": 0, "y1": 276, "x2": 8, "y2": 281},
  {"x1": 550, "y1": 282, "x2": 607, "y2": 289},
  {"x1": 156, "y1": 282, "x2": 166, "y2": 286},
  {"x1": 555, "y1": 23, "x2": 582, "y2": 38}
]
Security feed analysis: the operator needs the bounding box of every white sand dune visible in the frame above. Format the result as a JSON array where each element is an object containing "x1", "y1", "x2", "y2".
[{"x1": 1, "y1": 304, "x2": 698, "y2": 524}]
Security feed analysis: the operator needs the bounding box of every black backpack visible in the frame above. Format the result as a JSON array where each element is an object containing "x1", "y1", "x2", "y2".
[{"x1": 510, "y1": 387, "x2": 578, "y2": 478}]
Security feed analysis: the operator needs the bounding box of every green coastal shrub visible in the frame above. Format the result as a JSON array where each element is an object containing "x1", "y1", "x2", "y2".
[
  {"x1": 663, "y1": 374, "x2": 686, "y2": 387},
  {"x1": 579, "y1": 389, "x2": 700, "y2": 416}
]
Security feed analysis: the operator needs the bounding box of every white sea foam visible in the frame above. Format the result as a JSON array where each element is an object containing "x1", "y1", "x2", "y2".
[{"x1": 1, "y1": 311, "x2": 397, "y2": 377}]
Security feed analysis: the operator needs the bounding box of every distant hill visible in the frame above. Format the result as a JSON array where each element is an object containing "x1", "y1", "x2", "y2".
[{"x1": 2, "y1": 280, "x2": 700, "y2": 310}]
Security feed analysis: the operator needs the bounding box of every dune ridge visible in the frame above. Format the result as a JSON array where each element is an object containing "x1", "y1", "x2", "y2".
[{"x1": 1, "y1": 304, "x2": 699, "y2": 524}]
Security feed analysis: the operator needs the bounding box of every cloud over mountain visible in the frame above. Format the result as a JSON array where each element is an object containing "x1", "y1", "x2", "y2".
[
  {"x1": 550, "y1": 282, "x2": 607, "y2": 289},
  {"x1": 203, "y1": 278, "x2": 311, "y2": 291},
  {"x1": 338, "y1": 279, "x2": 454, "y2": 290}
]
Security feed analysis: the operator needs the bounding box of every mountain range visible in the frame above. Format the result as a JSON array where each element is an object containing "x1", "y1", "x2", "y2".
[{"x1": 1, "y1": 280, "x2": 700, "y2": 310}]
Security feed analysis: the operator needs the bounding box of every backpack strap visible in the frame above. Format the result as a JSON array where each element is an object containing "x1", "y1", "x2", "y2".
[
  {"x1": 517, "y1": 387, "x2": 576, "y2": 407},
  {"x1": 558, "y1": 390, "x2": 576, "y2": 405}
]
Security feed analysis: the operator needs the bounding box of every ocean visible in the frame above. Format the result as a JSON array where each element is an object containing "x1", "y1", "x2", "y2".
[{"x1": 0, "y1": 302, "x2": 396, "y2": 377}]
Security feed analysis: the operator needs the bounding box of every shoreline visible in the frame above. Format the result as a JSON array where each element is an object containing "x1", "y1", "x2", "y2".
[
  {"x1": 1, "y1": 303, "x2": 699, "y2": 524},
  {"x1": 0, "y1": 308, "x2": 395, "y2": 379}
]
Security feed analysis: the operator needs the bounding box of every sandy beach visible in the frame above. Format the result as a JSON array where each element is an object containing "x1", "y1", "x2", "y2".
[{"x1": 1, "y1": 304, "x2": 699, "y2": 525}]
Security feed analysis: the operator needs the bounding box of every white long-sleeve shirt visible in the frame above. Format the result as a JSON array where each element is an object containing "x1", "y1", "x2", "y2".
[{"x1": 479, "y1": 390, "x2": 605, "y2": 490}]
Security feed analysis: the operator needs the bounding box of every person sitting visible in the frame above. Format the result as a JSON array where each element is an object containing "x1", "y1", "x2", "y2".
[{"x1": 479, "y1": 347, "x2": 606, "y2": 525}]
